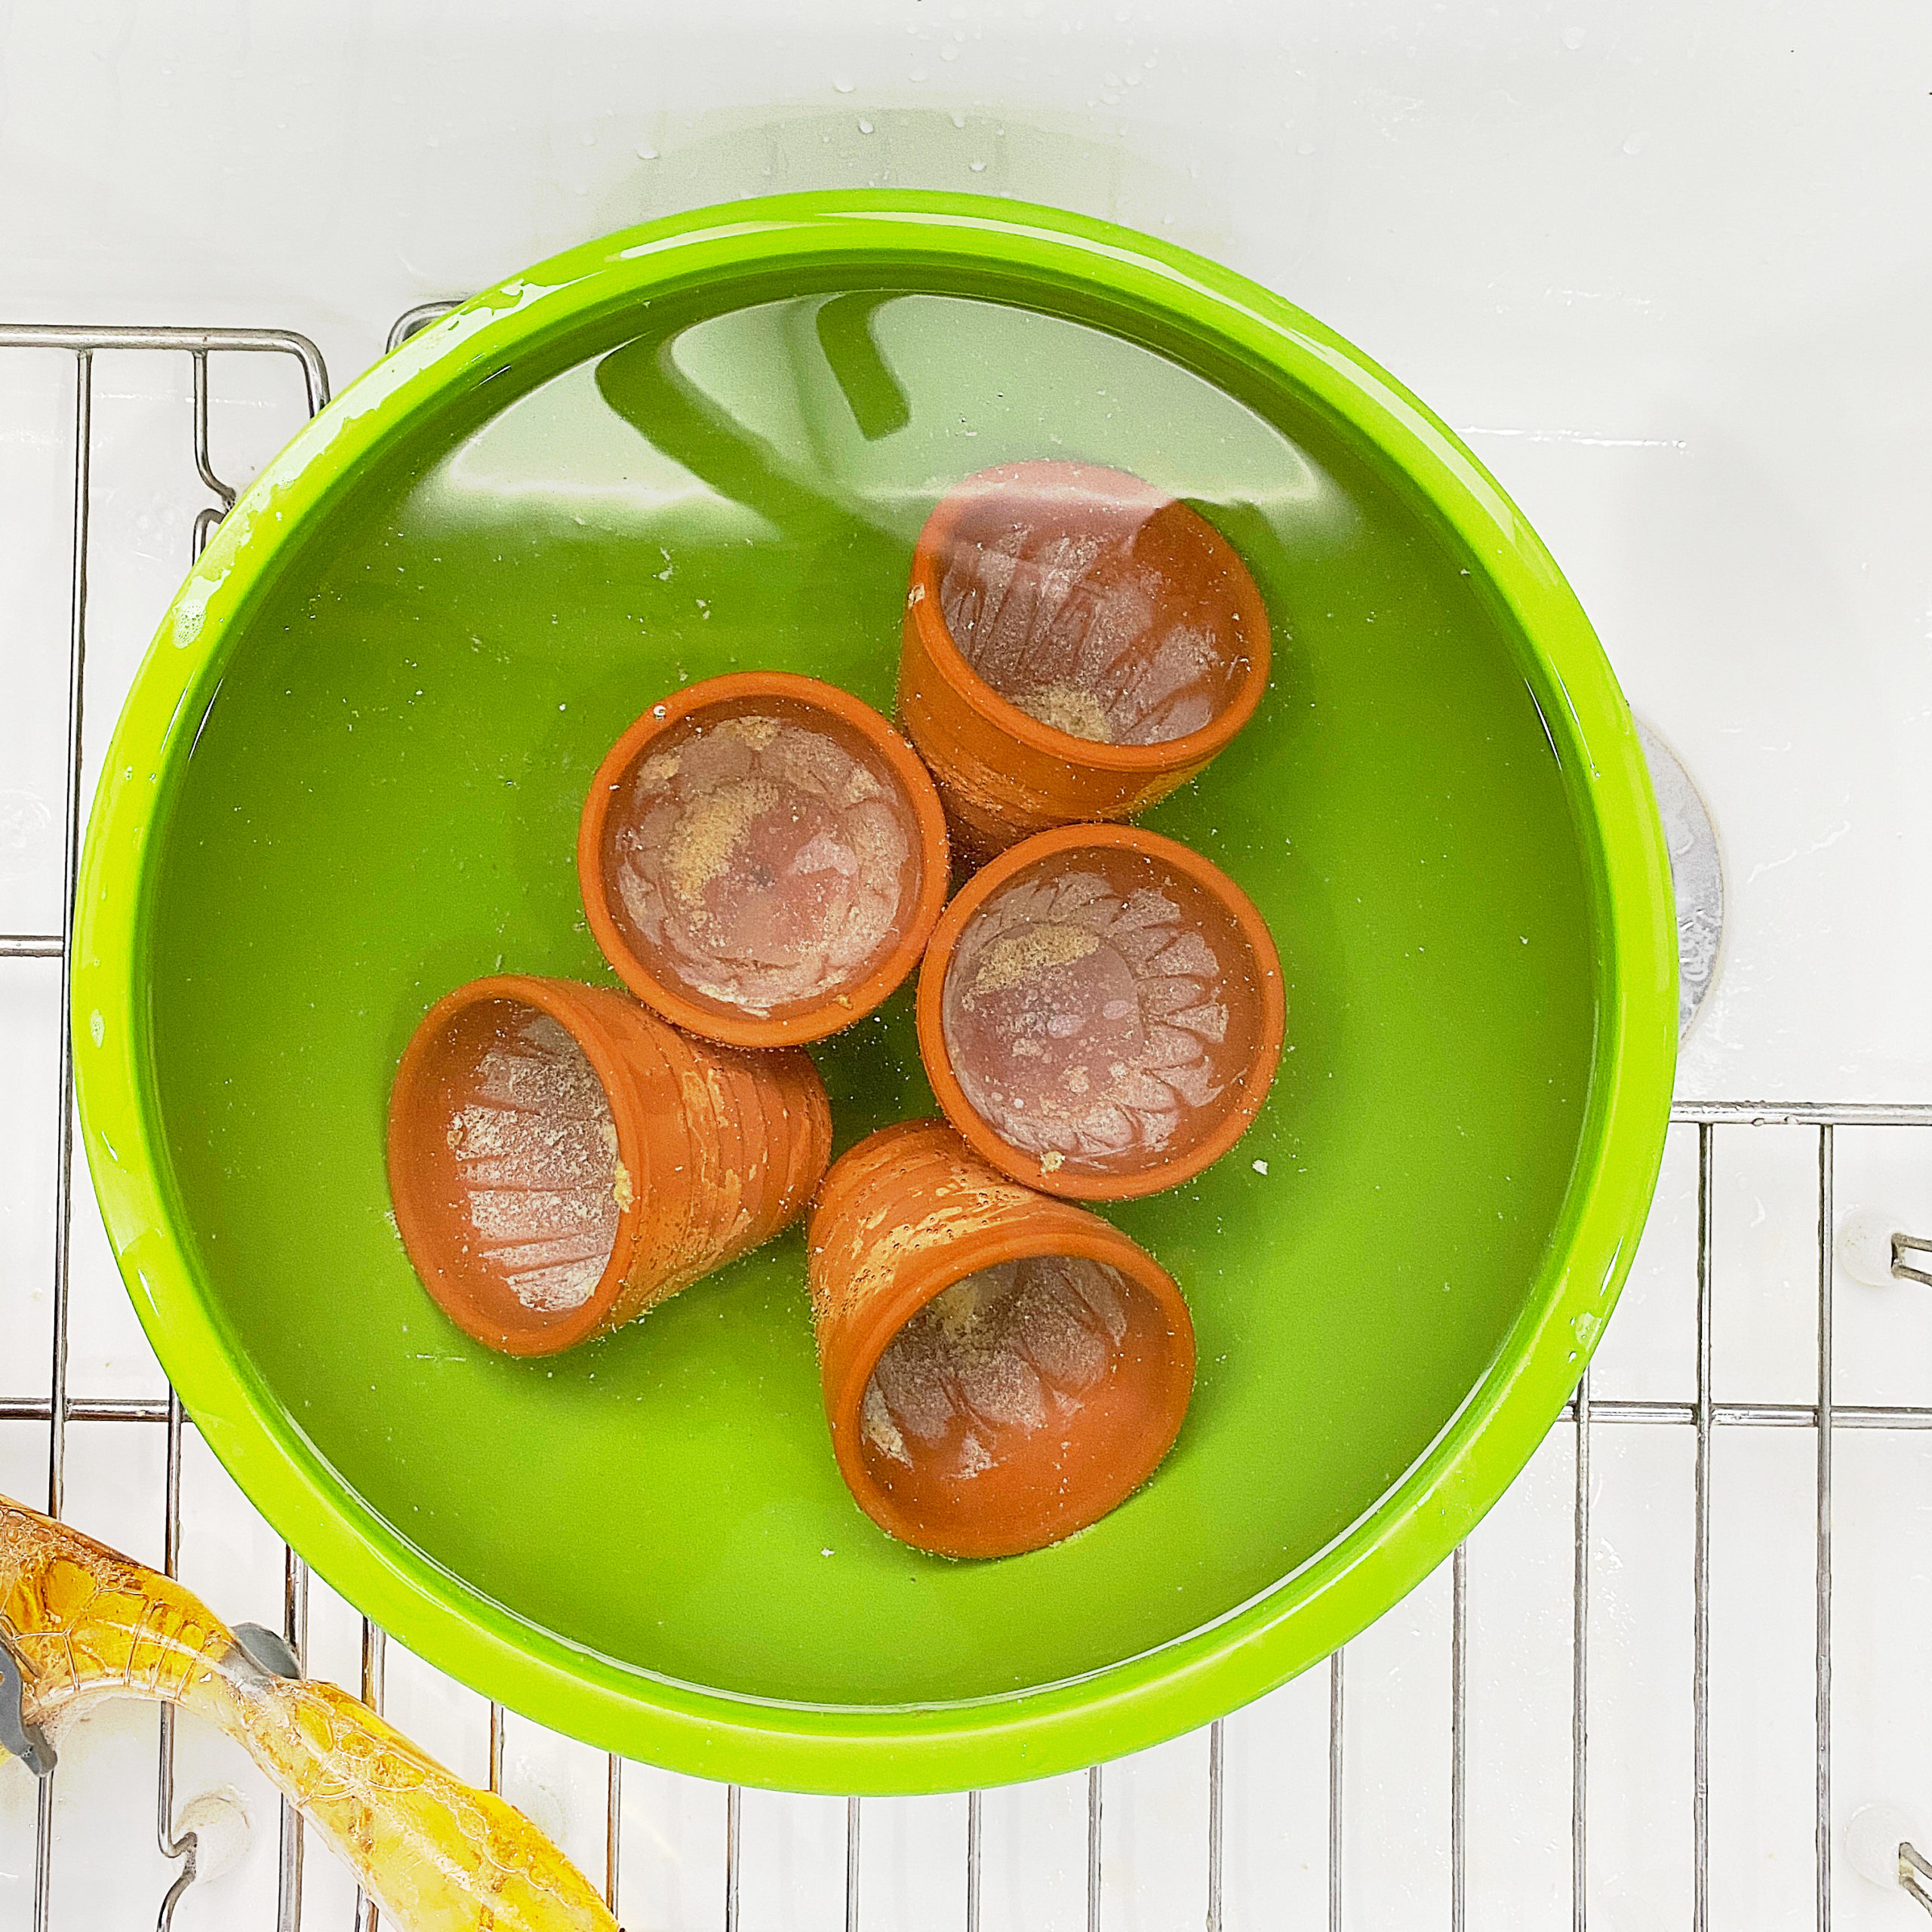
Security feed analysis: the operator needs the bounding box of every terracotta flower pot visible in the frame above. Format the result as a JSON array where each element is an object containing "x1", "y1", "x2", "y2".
[
  {"x1": 897, "y1": 460, "x2": 1271, "y2": 858},
  {"x1": 806, "y1": 1120, "x2": 1195, "y2": 1560},
  {"x1": 916, "y1": 823, "x2": 1284, "y2": 1201},
  {"x1": 577, "y1": 672, "x2": 950, "y2": 1048},
  {"x1": 386, "y1": 974, "x2": 831, "y2": 1356}
]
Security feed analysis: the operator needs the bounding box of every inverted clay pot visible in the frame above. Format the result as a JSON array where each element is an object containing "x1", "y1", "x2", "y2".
[
  {"x1": 916, "y1": 823, "x2": 1284, "y2": 1201},
  {"x1": 577, "y1": 672, "x2": 951, "y2": 1048},
  {"x1": 897, "y1": 460, "x2": 1271, "y2": 858},
  {"x1": 386, "y1": 974, "x2": 831, "y2": 1355},
  {"x1": 806, "y1": 1119, "x2": 1196, "y2": 1560}
]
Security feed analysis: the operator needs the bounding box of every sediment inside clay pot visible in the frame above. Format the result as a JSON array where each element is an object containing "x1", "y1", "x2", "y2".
[
  {"x1": 854, "y1": 1247, "x2": 1184, "y2": 1552},
  {"x1": 860, "y1": 1255, "x2": 1131, "y2": 1482},
  {"x1": 413, "y1": 998, "x2": 623, "y2": 1328},
  {"x1": 939, "y1": 847, "x2": 1265, "y2": 1182},
  {"x1": 937, "y1": 468, "x2": 1255, "y2": 746},
  {"x1": 601, "y1": 700, "x2": 924, "y2": 1021}
]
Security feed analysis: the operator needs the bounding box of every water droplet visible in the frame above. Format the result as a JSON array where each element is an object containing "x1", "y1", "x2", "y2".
[
  {"x1": 832, "y1": 74, "x2": 856, "y2": 94},
  {"x1": 969, "y1": 158, "x2": 986, "y2": 172},
  {"x1": 636, "y1": 144, "x2": 659, "y2": 160},
  {"x1": 1563, "y1": 23, "x2": 1586, "y2": 47},
  {"x1": 1623, "y1": 131, "x2": 1647, "y2": 155},
  {"x1": 951, "y1": 111, "x2": 967, "y2": 128},
  {"x1": 858, "y1": 118, "x2": 875, "y2": 134}
]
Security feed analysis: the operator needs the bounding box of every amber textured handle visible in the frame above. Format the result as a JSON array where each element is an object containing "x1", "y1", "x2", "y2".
[{"x1": 0, "y1": 1494, "x2": 617, "y2": 1932}]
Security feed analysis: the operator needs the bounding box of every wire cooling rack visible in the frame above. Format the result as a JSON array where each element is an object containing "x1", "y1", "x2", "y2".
[{"x1": 3, "y1": 315, "x2": 1930, "y2": 1931}]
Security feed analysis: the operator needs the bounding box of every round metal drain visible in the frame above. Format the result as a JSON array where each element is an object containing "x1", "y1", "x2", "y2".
[{"x1": 1635, "y1": 718, "x2": 1724, "y2": 1040}]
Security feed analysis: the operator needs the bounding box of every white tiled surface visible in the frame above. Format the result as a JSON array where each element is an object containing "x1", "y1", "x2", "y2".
[{"x1": 3, "y1": 2, "x2": 1930, "y2": 1925}]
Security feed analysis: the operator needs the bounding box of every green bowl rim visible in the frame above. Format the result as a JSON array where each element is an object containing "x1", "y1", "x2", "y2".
[{"x1": 70, "y1": 189, "x2": 1677, "y2": 1795}]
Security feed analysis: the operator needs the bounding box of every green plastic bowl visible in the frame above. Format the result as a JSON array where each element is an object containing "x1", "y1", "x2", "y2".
[{"x1": 72, "y1": 192, "x2": 1675, "y2": 1795}]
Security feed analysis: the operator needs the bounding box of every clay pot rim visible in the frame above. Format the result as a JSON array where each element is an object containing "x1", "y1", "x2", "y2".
[
  {"x1": 820, "y1": 1124, "x2": 1195, "y2": 1559},
  {"x1": 577, "y1": 671, "x2": 952, "y2": 1050},
  {"x1": 915, "y1": 823, "x2": 1287, "y2": 1201},
  {"x1": 386, "y1": 974, "x2": 647, "y2": 1359},
  {"x1": 907, "y1": 459, "x2": 1273, "y2": 776}
]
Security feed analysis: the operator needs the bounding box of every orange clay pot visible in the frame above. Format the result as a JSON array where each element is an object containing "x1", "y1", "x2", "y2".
[
  {"x1": 916, "y1": 823, "x2": 1284, "y2": 1201},
  {"x1": 897, "y1": 460, "x2": 1271, "y2": 859},
  {"x1": 577, "y1": 672, "x2": 950, "y2": 1048},
  {"x1": 806, "y1": 1120, "x2": 1195, "y2": 1560},
  {"x1": 386, "y1": 974, "x2": 830, "y2": 1356}
]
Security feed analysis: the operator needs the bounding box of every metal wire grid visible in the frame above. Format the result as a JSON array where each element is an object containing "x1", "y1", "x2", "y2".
[{"x1": 3, "y1": 315, "x2": 1930, "y2": 1932}]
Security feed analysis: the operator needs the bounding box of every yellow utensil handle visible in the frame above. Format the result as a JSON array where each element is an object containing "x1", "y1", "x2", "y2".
[{"x1": 0, "y1": 1494, "x2": 617, "y2": 1932}]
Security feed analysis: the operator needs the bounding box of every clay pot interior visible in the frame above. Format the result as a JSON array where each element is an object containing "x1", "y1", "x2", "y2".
[
  {"x1": 851, "y1": 1248, "x2": 1190, "y2": 1558},
  {"x1": 389, "y1": 986, "x2": 629, "y2": 1352},
  {"x1": 928, "y1": 462, "x2": 1265, "y2": 748},
  {"x1": 582, "y1": 676, "x2": 946, "y2": 1044},
  {"x1": 921, "y1": 827, "x2": 1283, "y2": 1197}
]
